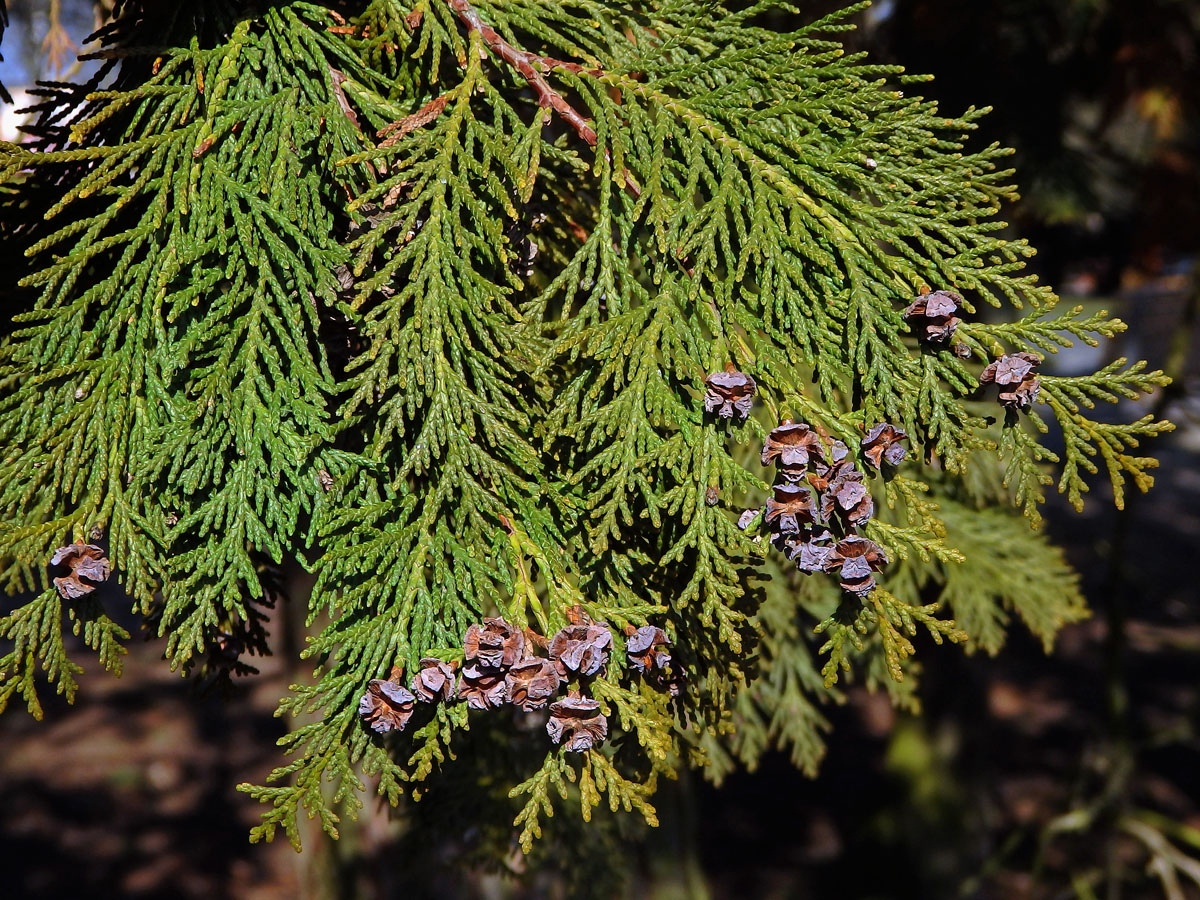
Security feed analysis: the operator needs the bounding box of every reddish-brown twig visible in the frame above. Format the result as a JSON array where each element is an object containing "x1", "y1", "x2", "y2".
[
  {"x1": 444, "y1": 0, "x2": 640, "y2": 197},
  {"x1": 377, "y1": 91, "x2": 454, "y2": 147},
  {"x1": 446, "y1": 0, "x2": 598, "y2": 146}
]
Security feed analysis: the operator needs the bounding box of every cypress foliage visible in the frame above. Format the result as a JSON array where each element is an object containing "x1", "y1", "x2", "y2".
[{"x1": 0, "y1": 0, "x2": 1172, "y2": 853}]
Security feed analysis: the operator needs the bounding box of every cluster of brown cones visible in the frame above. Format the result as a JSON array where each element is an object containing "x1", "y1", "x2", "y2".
[
  {"x1": 747, "y1": 420, "x2": 905, "y2": 596},
  {"x1": 903, "y1": 288, "x2": 1043, "y2": 410},
  {"x1": 358, "y1": 614, "x2": 673, "y2": 753}
]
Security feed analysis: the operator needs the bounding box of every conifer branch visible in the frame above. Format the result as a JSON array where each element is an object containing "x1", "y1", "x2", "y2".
[
  {"x1": 0, "y1": 0, "x2": 1174, "y2": 858},
  {"x1": 445, "y1": 0, "x2": 599, "y2": 146},
  {"x1": 442, "y1": 0, "x2": 640, "y2": 195}
]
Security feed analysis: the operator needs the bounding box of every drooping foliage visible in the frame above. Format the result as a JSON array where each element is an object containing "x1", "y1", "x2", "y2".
[{"x1": 0, "y1": 0, "x2": 1170, "y2": 853}]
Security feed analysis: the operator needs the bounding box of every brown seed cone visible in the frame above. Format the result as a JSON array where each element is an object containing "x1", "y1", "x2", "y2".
[
  {"x1": 824, "y1": 535, "x2": 889, "y2": 596},
  {"x1": 411, "y1": 657, "x2": 457, "y2": 703},
  {"x1": 787, "y1": 530, "x2": 835, "y2": 574},
  {"x1": 903, "y1": 290, "x2": 963, "y2": 343},
  {"x1": 626, "y1": 625, "x2": 671, "y2": 675},
  {"x1": 546, "y1": 697, "x2": 608, "y2": 751},
  {"x1": 1001, "y1": 375, "x2": 1041, "y2": 409},
  {"x1": 549, "y1": 623, "x2": 613, "y2": 678},
  {"x1": 49, "y1": 543, "x2": 111, "y2": 600},
  {"x1": 463, "y1": 617, "x2": 525, "y2": 670},
  {"x1": 504, "y1": 658, "x2": 562, "y2": 711},
  {"x1": 819, "y1": 467, "x2": 874, "y2": 527},
  {"x1": 703, "y1": 369, "x2": 757, "y2": 420},
  {"x1": 358, "y1": 679, "x2": 417, "y2": 734},
  {"x1": 457, "y1": 663, "x2": 508, "y2": 710},
  {"x1": 980, "y1": 351, "x2": 1039, "y2": 386},
  {"x1": 808, "y1": 456, "x2": 855, "y2": 493},
  {"x1": 763, "y1": 482, "x2": 818, "y2": 535},
  {"x1": 861, "y1": 422, "x2": 908, "y2": 469},
  {"x1": 761, "y1": 420, "x2": 825, "y2": 481},
  {"x1": 979, "y1": 352, "x2": 1041, "y2": 409}
]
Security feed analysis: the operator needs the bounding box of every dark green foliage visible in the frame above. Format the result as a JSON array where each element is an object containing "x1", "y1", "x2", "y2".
[{"x1": 0, "y1": 0, "x2": 1172, "y2": 854}]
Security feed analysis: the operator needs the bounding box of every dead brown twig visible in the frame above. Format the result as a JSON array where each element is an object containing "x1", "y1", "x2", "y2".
[
  {"x1": 378, "y1": 92, "x2": 454, "y2": 148},
  {"x1": 327, "y1": 66, "x2": 362, "y2": 133}
]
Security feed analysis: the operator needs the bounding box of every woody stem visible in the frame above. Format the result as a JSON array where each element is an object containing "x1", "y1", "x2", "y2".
[
  {"x1": 444, "y1": 0, "x2": 597, "y2": 146},
  {"x1": 443, "y1": 0, "x2": 641, "y2": 197}
]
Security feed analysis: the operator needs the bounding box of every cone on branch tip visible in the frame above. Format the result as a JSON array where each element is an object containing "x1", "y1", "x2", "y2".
[
  {"x1": 505, "y1": 658, "x2": 562, "y2": 711},
  {"x1": 49, "y1": 543, "x2": 111, "y2": 599},
  {"x1": 464, "y1": 617, "x2": 524, "y2": 670},
  {"x1": 703, "y1": 368, "x2": 757, "y2": 421},
  {"x1": 762, "y1": 420, "x2": 825, "y2": 482},
  {"x1": 458, "y1": 663, "x2": 508, "y2": 710},
  {"x1": 411, "y1": 658, "x2": 457, "y2": 703},
  {"x1": 549, "y1": 623, "x2": 613, "y2": 678},
  {"x1": 861, "y1": 423, "x2": 908, "y2": 469},
  {"x1": 546, "y1": 697, "x2": 608, "y2": 752},
  {"x1": 821, "y1": 469, "x2": 874, "y2": 528},
  {"x1": 980, "y1": 352, "x2": 1042, "y2": 409},
  {"x1": 824, "y1": 536, "x2": 889, "y2": 596},
  {"x1": 764, "y1": 482, "x2": 818, "y2": 535},
  {"x1": 625, "y1": 625, "x2": 671, "y2": 675},
  {"x1": 359, "y1": 676, "x2": 417, "y2": 734},
  {"x1": 903, "y1": 289, "x2": 963, "y2": 343}
]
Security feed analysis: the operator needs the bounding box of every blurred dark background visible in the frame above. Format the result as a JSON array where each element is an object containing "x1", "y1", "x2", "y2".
[{"x1": 2, "y1": 1, "x2": 1199, "y2": 897}]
